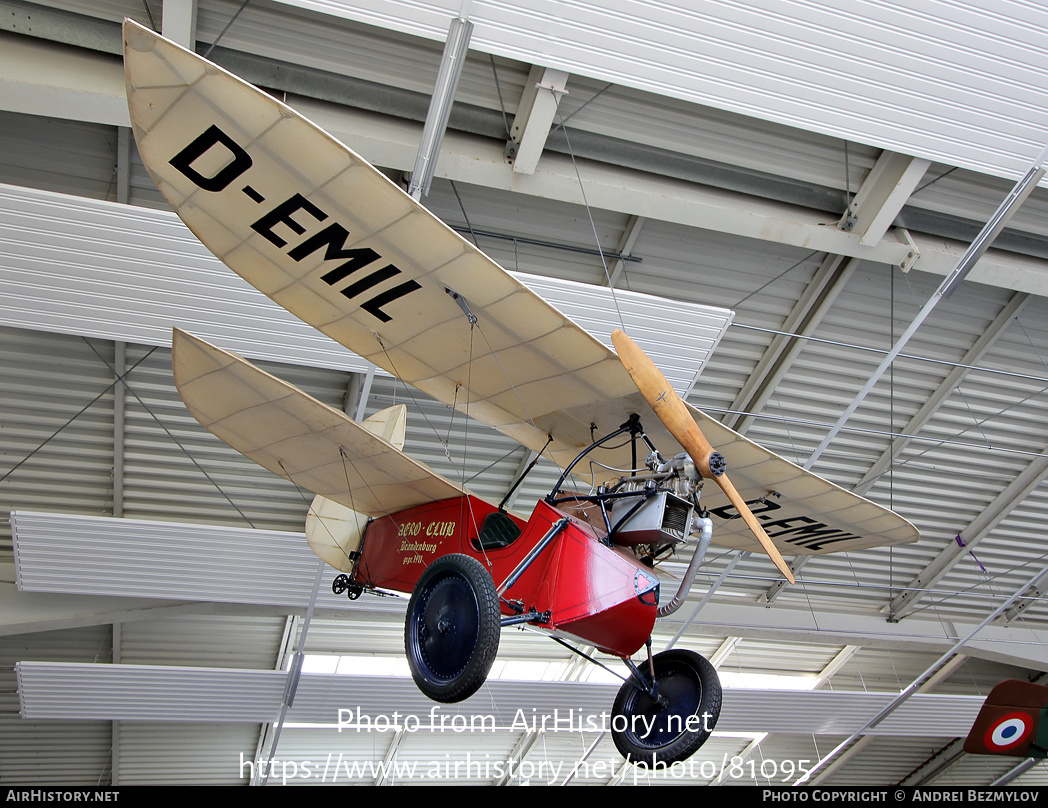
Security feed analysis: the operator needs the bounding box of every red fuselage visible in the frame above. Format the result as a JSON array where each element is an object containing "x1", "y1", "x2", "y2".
[{"x1": 353, "y1": 495, "x2": 660, "y2": 658}]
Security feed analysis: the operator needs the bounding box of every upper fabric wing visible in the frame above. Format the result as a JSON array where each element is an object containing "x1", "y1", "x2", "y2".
[{"x1": 124, "y1": 20, "x2": 918, "y2": 556}]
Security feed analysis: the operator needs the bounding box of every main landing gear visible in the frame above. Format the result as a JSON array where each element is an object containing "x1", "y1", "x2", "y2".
[
  {"x1": 611, "y1": 649, "x2": 722, "y2": 767},
  {"x1": 401, "y1": 556, "x2": 721, "y2": 767},
  {"x1": 405, "y1": 554, "x2": 501, "y2": 703}
]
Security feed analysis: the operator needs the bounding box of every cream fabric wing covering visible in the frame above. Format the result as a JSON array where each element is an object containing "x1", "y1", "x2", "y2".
[{"x1": 128, "y1": 22, "x2": 917, "y2": 557}]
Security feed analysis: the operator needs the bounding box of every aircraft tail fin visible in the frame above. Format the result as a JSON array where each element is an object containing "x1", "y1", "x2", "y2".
[
  {"x1": 305, "y1": 405, "x2": 407, "y2": 572},
  {"x1": 964, "y1": 679, "x2": 1048, "y2": 758}
]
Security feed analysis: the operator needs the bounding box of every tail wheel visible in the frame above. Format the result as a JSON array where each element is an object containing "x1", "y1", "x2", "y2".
[
  {"x1": 611, "y1": 649, "x2": 722, "y2": 767},
  {"x1": 405, "y1": 554, "x2": 500, "y2": 703}
]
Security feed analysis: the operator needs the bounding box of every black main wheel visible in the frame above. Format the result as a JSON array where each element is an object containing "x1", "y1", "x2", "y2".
[
  {"x1": 611, "y1": 649, "x2": 722, "y2": 767},
  {"x1": 405, "y1": 554, "x2": 500, "y2": 703}
]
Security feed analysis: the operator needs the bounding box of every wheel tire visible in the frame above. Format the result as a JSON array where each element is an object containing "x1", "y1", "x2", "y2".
[
  {"x1": 405, "y1": 554, "x2": 500, "y2": 703},
  {"x1": 611, "y1": 649, "x2": 722, "y2": 767}
]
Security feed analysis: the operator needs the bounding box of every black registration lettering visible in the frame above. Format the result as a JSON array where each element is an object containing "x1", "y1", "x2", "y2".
[
  {"x1": 287, "y1": 223, "x2": 381, "y2": 284},
  {"x1": 170, "y1": 125, "x2": 252, "y2": 192},
  {"x1": 767, "y1": 520, "x2": 860, "y2": 552},
  {"x1": 360, "y1": 280, "x2": 422, "y2": 323},
  {"x1": 251, "y1": 194, "x2": 328, "y2": 248},
  {"x1": 709, "y1": 497, "x2": 781, "y2": 521}
]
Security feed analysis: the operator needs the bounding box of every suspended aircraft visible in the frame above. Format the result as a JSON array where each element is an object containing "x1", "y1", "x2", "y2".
[{"x1": 122, "y1": 19, "x2": 918, "y2": 767}]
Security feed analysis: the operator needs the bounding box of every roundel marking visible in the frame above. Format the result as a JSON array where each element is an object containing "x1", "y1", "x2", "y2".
[{"x1": 984, "y1": 712, "x2": 1033, "y2": 751}]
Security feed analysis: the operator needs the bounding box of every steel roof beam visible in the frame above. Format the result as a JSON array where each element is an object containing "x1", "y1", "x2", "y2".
[
  {"x1": 160, "y1": 0, "x2": 197, "y2": 50},
  {"x1": 724, "y1": 254, "x2": 856, "y2": 433},
  {"x1": 605, "y1": 214, "x2": 645, "y2": 288},
  {"x1": 8, "y1": 40, "x2": 1048, "y2": 290},
  {"x1": 508, "y1": 65, "x2": 568, "y2": 175},
  {"x1": 840, "y1": 150, "x2": 930, "y2": 248},
  {"x1": 737, "y1": 255, "x2": 857, "y2": 605},
  {"x1": 906, "y1": 740, "x2": 966, "y2": 786},
  {"x1": 1001, "y1": 568, "x2": 1048, "y2": 623},
  {"x1": 814, "y1": 645, "x2": 861, "y2": 689},
  {"x1": 689, "y1": 599, "x2": 1048, "y2": 670},
  {"x1": 805, "y1": 143, "x2": 1048, "y2": 471},
  {"x1": 408, "y1": 16, "x2": 473, "y2": 199},
  {"x1": 808, "y1": 653, "x2": 969, "y2": 785}
]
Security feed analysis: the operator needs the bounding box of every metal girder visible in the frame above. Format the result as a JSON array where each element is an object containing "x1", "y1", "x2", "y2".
[
  {"x1": 740, "y1": 256, "x2": 857, "y2": 606},
  {"x1": 905, "y1": 740, "x2": 966, "y2": 786},
  {"x1": 806, "y1": 144, "x2": 1048, "y2": 471},
  {"x1": 0, "y1": 0, "x2": 121, "y2": 54},
  {"x1": 712, "y1": 735, "x2": 765, "y2": 784},
  {"x1": 690, "y1": 599, "x2": 1048, "y2": 671},
  {"x1": 252, "y1": 615, "x2": 299, "y2": 786},
  {"x1": 708, "y1": 636, "x2": 741, "y2": 668},
  {"x1": 993, "y1": 758, "x2": 1046, "y2": 785},
  {"x1": 374, "y1": 729, "x2": 409, "y2": 786},
  {"x1": 758, "y1": 561, "x2": 806, "y2": 605},
  {"x1": 1000, "y1": 568, "x2": 1048, "y2": 623},
  {"x1": 724, "y1": 254, "x2": 856, "y2": 433},
  {"x1": 886, "y1": 454, "x2": 1048, "y2": 620},
  {"x1": 841, "y1": 150, "x2": 930, "y2": 249},
  {"x1": 112, "y1": 341, "x2": 126, "y2": 518},
  {"x1": 161, "y1": 0, "x2": 197, "y2": 50},
  {"x1": 495, "y1": 729, "x2": 544, "y2": 786},
  {"x1": 0, "y1": 581, "x2": 200, "y2": 635},
  {"x1": 0, "y1": 30, "x2": 129, "y2": 126},
  {"x1": 9, "y1": 36, "x2": 1048, "y2": 290},
  {"x1": 112, "y1": 621, "x2": 121, "y2": 785},
  {"x1": 854, "y1": 291, "x2": 1031, "y2": 496},
  {"x1": 115, "y1": 128, "x2": 131, "y2": 204},
  {"x1": 605, "y1": 215, "x2": 645, "y2": 288},
  {"x1": 814, "y1": 645, "x2": 861, "y2": 689},
  {"x1": 508, "y1": 64, "x2": 569, "y2": 175}
]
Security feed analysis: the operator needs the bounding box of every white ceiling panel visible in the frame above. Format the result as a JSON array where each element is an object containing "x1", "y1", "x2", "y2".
[
  {"x1": 280, "y1": 0, "x2": 1048, "y2": 180},
  {"x1": 17, "y1": 660, "x2": 983, "y2": 738}
]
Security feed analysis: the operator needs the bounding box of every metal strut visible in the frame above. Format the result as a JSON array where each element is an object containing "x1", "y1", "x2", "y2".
[{"x1": 496, "y1": 518, "x2": 570, "y2": 595}]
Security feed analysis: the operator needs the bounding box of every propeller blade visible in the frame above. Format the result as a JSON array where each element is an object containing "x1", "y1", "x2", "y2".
[{"x1": 612, "y1": 328, "x2": 795, "y2": 585}]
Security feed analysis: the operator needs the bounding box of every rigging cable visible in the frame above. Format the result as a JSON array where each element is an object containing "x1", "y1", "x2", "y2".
[{"x1": 552, "y1": 93, "x2": 627, "y2": 330}]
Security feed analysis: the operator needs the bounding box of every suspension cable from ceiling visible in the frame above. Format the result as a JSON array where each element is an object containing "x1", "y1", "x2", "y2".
[
  {"x1": 804, "y1": 140, "x2": 1048, "y2": 471},
  {"x1": 203, "y1": 0, "x2": 252, "y2": 58}
]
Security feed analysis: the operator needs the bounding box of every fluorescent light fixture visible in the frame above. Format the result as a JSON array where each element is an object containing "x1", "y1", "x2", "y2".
[
  {"x1": 718, "y1": 672, "x2": 818, "y2": 691},
  {"x1": 303, "y1": 655, "x2": 817, "y2": 692}
]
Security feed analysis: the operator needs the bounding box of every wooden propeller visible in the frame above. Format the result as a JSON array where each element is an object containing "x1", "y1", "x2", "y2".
[{"x1": 612, "y1": 329, "x2": 795, "y2": 585}]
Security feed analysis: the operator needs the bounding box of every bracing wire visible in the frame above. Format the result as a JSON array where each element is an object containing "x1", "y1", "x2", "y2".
[
  {"x1": 0, "y1": 345, "x2": 157, "y2": 486},
  {"x1": 81, "y1": 339, "x2": 258, "y2": 528},
  {"x1": 203, "y1": 0, "x2": 252, "y2": 58},
  {"x1": 551, "y1": 93, "x2": 627, "y2": 332}
]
